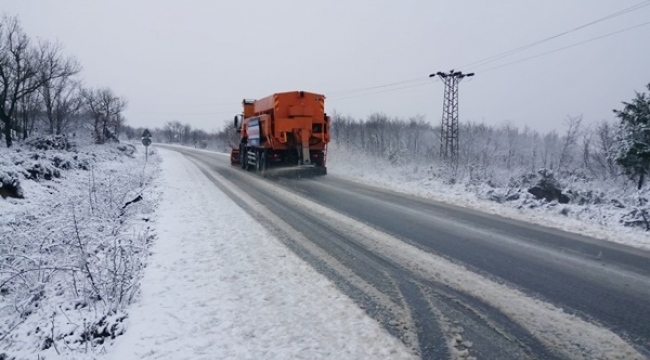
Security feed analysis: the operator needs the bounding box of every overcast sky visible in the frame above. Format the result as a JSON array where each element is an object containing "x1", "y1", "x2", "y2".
[{"x1": 4, "y1": 0, "x2": 650, "y2": 133}]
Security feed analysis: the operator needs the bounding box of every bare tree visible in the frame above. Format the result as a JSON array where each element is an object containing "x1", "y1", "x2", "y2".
[
  {"x1": 503, "y1": 121, "x2": 519, "y2": 171},
  {"x1": 38, "y1": 41, "x2": 82, "y2": 135},
  {"x1": 407, "y1": 115, "x2": 427, "y2": 158},
  {"x1": 17, "y1": 85, "x2": 42, "y2": 139},
  {"x1": 541, "y1": 130, "x2": 558, "y2": 169},
  {"x1": 182, "y1": 123, "x2": 192, "y2": 144},
  {"x1": 593, "y1": 120, "x2": 619, "y2": 179},
  {"x1": 556, "y1": 115, "x2": 582, "y2": 172},
  {"x1": 0, "y1": 16, "x2": 43, "y2": 147},
  {"x1": 161, "y1": 120, "x2": 185, "y2": 143},
  {"x1": 581, "y1": 125, "x2": 595, "y2": 177},
  {"x1": 172, "y1": 121, "x2": 184, "y2": 142},
  {"x1": 163, "y1": 121, "x2": 174, "y2": 142},
  {"x1": 0, "y1": 16, "x2": 82, "y2": 146},
  {"x1": 82, "y1": 87, "x2": 127, "y2": 144}
]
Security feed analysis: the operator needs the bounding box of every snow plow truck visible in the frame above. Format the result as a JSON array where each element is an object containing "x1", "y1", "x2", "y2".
[{"x1": 230, "y1": 91, "x2": 330, "y2": 176}]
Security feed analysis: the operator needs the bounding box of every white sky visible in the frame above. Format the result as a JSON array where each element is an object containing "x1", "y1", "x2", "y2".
[{"x1": 4, "y1": 0, "x2": 650, "y2": 133}]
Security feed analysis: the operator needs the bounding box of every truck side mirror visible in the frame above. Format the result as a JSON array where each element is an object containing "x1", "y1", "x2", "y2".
[{"x1": 234, "y1": 114, "x2": 243, "y2": 132}]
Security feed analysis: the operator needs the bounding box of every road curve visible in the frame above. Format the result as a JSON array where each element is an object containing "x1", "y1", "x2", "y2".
[{"x1": 160, "y1": 145, "x2": 650, "y2": 360}]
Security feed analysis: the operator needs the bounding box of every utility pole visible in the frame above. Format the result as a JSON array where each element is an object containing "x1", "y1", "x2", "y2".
[{"x1": 429, "y1": 70, "x2": 474, "y2": 163}]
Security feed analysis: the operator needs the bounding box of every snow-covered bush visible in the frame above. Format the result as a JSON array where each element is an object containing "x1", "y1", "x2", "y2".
[
  {"x1": 0, "y1": 169, "x2": 24, "y2": 199},
  {"x1": 526, "y1": 169, "x2": 570, "y2": 204},
  {"x1": 116, "y1": 143, "x2": 136, "y2": 157},
  {"x1": 0, "y1": 141, "x2": 160, "y2": 359},
  {"x1": 24, "y1": 135, "x2": 75, "y2": 152}
]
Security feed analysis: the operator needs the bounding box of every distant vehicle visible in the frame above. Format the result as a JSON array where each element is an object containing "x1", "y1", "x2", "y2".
[{"x1": 230, "y1": 91, "x2": 330, "y2": 176}]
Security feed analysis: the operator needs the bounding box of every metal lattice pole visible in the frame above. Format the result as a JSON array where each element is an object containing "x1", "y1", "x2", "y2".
[{"x1": 429, "y1": 70, "x2": 474, "y2": 163}]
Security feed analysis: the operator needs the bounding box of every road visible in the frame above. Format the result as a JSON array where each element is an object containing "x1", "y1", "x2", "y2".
[{"x1": 161, "y1": 145, "x2": 650, "y2": 360}]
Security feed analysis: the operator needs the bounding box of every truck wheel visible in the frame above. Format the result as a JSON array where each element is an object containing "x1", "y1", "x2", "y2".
[
  {"x1": 256, "y1": 150, "x2": 262, "y2": 172},
  {"x1": 260, "y1": 151, "x2": 267, "y2": 176},
  {"x1": 240, "y1": 145, "x2": 247, "y2": 169}
]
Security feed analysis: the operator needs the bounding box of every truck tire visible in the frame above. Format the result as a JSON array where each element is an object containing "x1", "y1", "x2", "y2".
[
  {"x1": 259, "y1": 151, "x2": 268, "y2": 176},
  {"x1": 256, "y1": 150, "x2": 262, "y2": 172},
  {"x1": 240, "y1": 145, "x2": 247, "y2": 169}
]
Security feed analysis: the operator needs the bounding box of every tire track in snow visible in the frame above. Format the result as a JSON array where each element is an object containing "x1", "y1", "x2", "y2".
[{"x1": 182, "y1": 152, "x2": 557, "y2": 359}]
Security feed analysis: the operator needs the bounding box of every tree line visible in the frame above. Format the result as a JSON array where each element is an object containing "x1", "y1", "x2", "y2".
[
  {"x1": 142, "y1": 83, "x2": 648, "y2": 189},
  {"x1": 122, "y1": 119, "x2": 238, "y2": 151},
  {"x1": 330, "y1": 83, "x2": 649, "y2": 189},
  {"x1": 0, "y1": 15, "x2": 128, "y2": 147}
]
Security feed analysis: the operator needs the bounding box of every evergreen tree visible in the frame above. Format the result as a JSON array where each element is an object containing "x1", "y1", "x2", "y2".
[{"x1": 614, "y1": 83, "x2": 650, "y2": 190}]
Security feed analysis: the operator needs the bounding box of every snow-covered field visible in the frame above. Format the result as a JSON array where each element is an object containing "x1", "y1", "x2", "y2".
[{"x1": 326, "y1": 144, "x2": 650, "y2": 251}]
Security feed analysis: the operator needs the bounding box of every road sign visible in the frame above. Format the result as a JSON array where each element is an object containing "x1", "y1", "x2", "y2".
[
  {"x1": 142, "y1": 137, "x2": 152, "y2": 162},
  {"x1": 142, "y1": 129, "x2": 152, "y2": 138}
]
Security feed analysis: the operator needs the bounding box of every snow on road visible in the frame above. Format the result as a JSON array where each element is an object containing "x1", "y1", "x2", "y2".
[{"x1": 110, "y1": 149, "x2": 415, "y2": 360}]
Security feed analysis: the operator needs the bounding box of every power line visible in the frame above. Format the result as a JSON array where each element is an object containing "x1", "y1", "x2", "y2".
[
  {"x1": 479, "y1": 20, "x2": 650, "y2": 73},
  {"x1": 138, "y1": 6, "x2": 649, "y2": 119},
  {"x1": 460, "y1": 0, "x2": 650, "y2": 69},
  {"x1": 328, "y1": 79, "x2": 436, "y2": 101},
  {"x1": 327, "y1": 16, "x2": 650, "y2": 100},
  {"x1": 150, "y1": 16, "x2": 647, "y2": 115},
  {"x1": 324, "y1": 2, "x2": 650, "y2": 102},
  {"x1": 327, "y1": 76, "x2": 426, "y2": 96}
]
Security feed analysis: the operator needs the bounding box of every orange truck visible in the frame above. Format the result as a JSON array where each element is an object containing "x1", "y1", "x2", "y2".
[{"x1": 231, "y1": 91, "x2": 330, "y2": 176}]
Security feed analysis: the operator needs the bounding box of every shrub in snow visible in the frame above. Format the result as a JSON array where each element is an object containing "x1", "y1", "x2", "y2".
[
  {"x1": 505, "y1": 192, "x2": 520, "y2": 202},
  {"x1": 621, "y1": 208, "x2": 650, "y2": 230},
  {"x1": 24, "y1": 135, "x2": 74, "y2": 151},
  {"x1": 565, "y1": 189, "x2": 605, "y2": 206},
  {"x1": 24, "y1": 160, "x2": 61, "y2": 181},
  {"x1": 51, "y1": 153, "x2": 74, "y2": 170},
  {"x1": 619, "y1": 196, "x2": 650, "y2": 230},
  {"x1": 0, "y1": 169, "x2": 23, "y2": 199},
  {"x1": 0, "y1": 143, "x2": 160, "y2": 359},
  {"x1": 116, "y1": 144, "x2": 136, "y2": 157},
  {"x1": 527, "y1": 169, "x2": 570, "y2": 204}
]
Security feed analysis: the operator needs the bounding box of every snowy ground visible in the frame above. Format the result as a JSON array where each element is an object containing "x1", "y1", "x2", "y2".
[
  {"x1": 109, "y1": 149, "x2": 415, "y2": 360},
  {"x1": 0, "y1": 137, "x2": 159, "y2": 360},
  {"x1": 326, "y1": 144, "x2": 650, "y2": 251},
  {"x1": 2, "y1": 141, "x2": 417, "y2": 359},
  {"x1": 8, "y1": 138, "x2": 642, "y2": 358}
]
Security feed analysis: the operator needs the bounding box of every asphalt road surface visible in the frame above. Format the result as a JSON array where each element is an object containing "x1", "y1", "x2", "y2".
[{"x1": 161, "y1": 145, "x2": 650, "y2": 360}]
